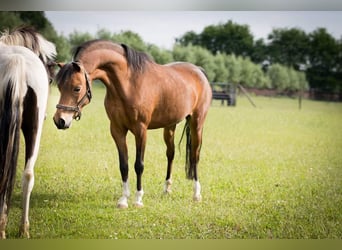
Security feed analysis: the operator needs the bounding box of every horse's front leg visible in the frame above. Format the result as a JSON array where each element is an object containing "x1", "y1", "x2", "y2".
[
  {"x1": 111, "y1": 125, "x2": 130, "y2": 209},
  {"x1": 133, "y1": 126, "x2": 147, "y2": 208}
]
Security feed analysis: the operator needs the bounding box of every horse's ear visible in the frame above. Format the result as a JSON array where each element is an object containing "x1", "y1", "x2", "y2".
[
  {"x1": 57, "y1": 62, "x2": 65, "y2": 68},
  {"x1": 72, "y1": 61, "x2": 82, "y2": 72}
]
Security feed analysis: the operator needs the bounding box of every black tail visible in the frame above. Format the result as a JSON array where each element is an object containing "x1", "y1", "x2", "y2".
[
  {"x1": 179, "y1": 116, "x2": 193, "y2": 180},
  {"x1": 0, "y1": 57, "x2": 25, "y2": 213}
]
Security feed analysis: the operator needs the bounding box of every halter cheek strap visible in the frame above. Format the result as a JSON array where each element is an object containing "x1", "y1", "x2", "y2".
[{"x1": 56, "y1": 72, "x2": 92, "y2": 121}]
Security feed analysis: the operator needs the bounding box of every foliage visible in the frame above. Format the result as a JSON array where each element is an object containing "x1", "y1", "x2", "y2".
[
  {"x1": 0, "y1": 11, "x2": 330, "y2": 94},
  {"x1": 307, "y1": 28, "x2": 341, "y2": 93},
  {"x1": 267, "y1": 63, "x2": 309, "y2": 92},
  {"x1": 146, "y1": 44, "x2": 174, "y2": 64},
  {"x1": 0, "y1": 11, "x2": 69, "y2": 61},
  {"x1": 177, "y1": 20, "x2": 254, "y2": 57},
  {"x1": 212, "y1": 53, "x2": 229, "y2": 83},
  {"x1": 68, "y1": 30, "x2": 93, "y2": 52},
  {"x1": 267, "y1": 28, "x2": 310, "y2": 68},
  {"x1": 0, "y1": 12, "x2": 23, "y2": 29},
  {"x1": 177, "y1": 21, "x2": 341, "y2": 95}
]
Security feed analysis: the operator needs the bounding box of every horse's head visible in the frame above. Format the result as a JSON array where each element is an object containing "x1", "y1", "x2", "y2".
[{"x1": 53, "y1": 61, "x2": 92, "y2": 129}]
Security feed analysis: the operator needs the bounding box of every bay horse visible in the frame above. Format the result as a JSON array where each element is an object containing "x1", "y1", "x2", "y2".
[
  {"x1": 53, "y1": 39, "x2": 211, "y2": 208},
  {"x1": 0, "y1": 26, "x2": 56, "y2": 238}
]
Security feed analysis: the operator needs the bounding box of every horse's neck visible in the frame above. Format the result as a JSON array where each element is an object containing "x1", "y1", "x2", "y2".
[{"x1": 79, "y1": 49, "x2": 132, "y2": 97}]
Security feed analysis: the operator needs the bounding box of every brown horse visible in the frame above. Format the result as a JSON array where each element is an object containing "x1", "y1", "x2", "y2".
[{"x1": 53, "y1": 40, "x2": 211, "y2": 208}]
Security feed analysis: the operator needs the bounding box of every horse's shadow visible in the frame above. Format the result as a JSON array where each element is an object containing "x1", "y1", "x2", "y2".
[{"x1": 10, "y1": 191, "x2": 75, "y2": 210}]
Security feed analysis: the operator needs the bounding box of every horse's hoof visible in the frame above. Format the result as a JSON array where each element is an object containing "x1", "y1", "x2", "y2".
[
  {"x1": 117, "y1": 203, "x2": 128, "y2": 209},
  {"x1": 117, "y1": 196, "x2": 129, "y2": 209},
  {"x1": 19, "y1": 223, "x2": 30, "y2": 238},
  {"x1": 164, "y1": 180, "x2": 172, "y2": 194},
  {"x1": 18, "y1": 231, "x2": 30, "y2": 239},
  {"x1": 193, "y1": 195, "x2": 202, "y2": 202},
  {"x1": 134, "y1": 202, "x2": 144, "y2": 208},
  {"x1": 164, "y1": 189, "x2": 172, "y2": 195},
  {"x1": 0, "y1": 231, "x2": 6, "y2": 239}
]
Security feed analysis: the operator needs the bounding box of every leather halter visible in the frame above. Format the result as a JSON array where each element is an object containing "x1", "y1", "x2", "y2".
[{"x1": 56, "y1": 71, "x2": 92, "y2": 121}]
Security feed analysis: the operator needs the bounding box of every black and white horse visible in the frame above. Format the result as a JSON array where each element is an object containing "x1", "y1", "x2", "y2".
[{"x1": 0, "y1": 26, "x2": 56, "y2": 238}]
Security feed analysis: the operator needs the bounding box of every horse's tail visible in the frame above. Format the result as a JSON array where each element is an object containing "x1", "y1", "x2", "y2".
[
  {"x1": 179, "y1": 116, "x2": 194, "y2": 180},
  {"x1": 0, "y1": 55, "x2": 26, "y2": 211}
]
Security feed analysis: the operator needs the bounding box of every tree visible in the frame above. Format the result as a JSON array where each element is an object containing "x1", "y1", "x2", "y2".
[
  {"x1": 172, "y1": 44, "x2": 196, "y2": 63},
  {"x1": 267, "y1": 28, "x2": 310, "y2": 68},
  {"x1": 175, "y1": 31, "x2": 199, "y2": 46},
  {"x1": 54, "y1": 35, "x2": 72, "y2": 62},
  {"x1": 226, "y1": 54, "x2": 242, "y2": 85},
  {"x1": 68, "y1": 30, "x2": 94, "y2": 51},
  {"x1": 111, "y1": 30, "x2": 147, "y2": 52},
  {"x1": 251, "y1": 38, "x2": 269, "y2": 64},
  {"x1": 177, "y1": 20, "x2": 254, "y2": 57},
  {"x1": 0, "y1": 12, "x2": 23, "y2": 31},
  {"x1": 267, "y1": 64, "x2": 289, "y2": 91},
  {"x1": 307, "y1": 28, "x2": 340, "y2": 93},
  {"x1": 96, "y1": 28, "x2": 113, "y2": 40},
  {"x1": 146, "y1": 44, "x2": 173, "y2": 64},
  {"x1": 0, "y1": 11, "x2": 70, "y2": 61},
  {"x1": 172, "y1": 44, "x2": 216, "y2": 81},
  {"x1": 213, "y1": 53, "x2": 229, "y2": 82}
]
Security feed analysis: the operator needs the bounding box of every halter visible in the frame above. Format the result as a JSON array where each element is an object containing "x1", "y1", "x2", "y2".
[{"x1": 56, "y1": 71, "x2": 92, "y2": 121}]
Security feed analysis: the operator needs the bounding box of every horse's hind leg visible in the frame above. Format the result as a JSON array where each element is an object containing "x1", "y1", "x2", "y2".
[
  {"x1": 189, "y1": 116, "x2": 206, "y2": 202},
  {"x1": 0, "y1": 198, "x2": 8, "y2": 239},
  {"x1": 133, "y1": 126, "x2": 147, "y2": 207},
  {"x1": 19, "y1": 93, "x2": 41, "y2": 238},
  {"x1": 163, "y1": 125, "x2": 176, "y2": 194}
]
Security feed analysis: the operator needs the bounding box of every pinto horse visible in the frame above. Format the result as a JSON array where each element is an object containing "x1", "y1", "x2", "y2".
[
  {"x1": 53, "y1": 40, "x2": 211, "y2": 208},
  {"x1": 0, "y1": 26, "x2": 56, "y2": 238}
]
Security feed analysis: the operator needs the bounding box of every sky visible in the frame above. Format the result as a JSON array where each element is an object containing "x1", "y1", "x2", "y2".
[{"x1": 45, "y1": 11, "x2": 342, "y2": 49}]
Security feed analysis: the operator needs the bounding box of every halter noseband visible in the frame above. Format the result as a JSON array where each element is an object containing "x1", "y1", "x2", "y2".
[{"x1": 56, "y1": 71, "x2": 92, "y2": 121}]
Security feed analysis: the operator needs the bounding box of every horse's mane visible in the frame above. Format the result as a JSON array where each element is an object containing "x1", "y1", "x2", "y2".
[
  {"x1": 73, "y1": 39, "x2": 152, "y2": 74},
  {"x1": 121, "y1": 43, "x2": 152, "y2": 73},
  {"x1": 55, "y1": 62, "x2": 77, "y2": 88},
  {"x1": 0, "y1": 26, "x2": 56, "y2": 65}
]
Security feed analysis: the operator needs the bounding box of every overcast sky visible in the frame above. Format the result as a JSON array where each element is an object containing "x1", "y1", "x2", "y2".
[{"x1": 45, "y1": 11, "x2": 342, "y2": 49}]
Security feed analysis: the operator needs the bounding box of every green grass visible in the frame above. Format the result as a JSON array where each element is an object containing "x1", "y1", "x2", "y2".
[{"x1": 6, "y1": 84, "x2": 342, "y2": 238}]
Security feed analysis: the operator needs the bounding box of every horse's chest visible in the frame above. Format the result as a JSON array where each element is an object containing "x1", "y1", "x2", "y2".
[{"x1": 104, "y1": 98, "x2": 142, "y2": 126}]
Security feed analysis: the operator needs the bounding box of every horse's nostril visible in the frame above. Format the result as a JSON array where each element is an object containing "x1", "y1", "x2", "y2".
[
  {"x1": 54, "y1": 117, "x2": 66, "y2": 129},
  {"x1": 59, "y1": 118, "x2": 65, "y2": 128}
]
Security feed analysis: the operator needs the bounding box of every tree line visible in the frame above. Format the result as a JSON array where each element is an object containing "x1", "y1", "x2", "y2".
[
  {"x1": 177, "y1": 20, "x2": 341, "y2": 97},
  {"x1": 1, "y1": 12, "x2": 340, "y2": 98}
]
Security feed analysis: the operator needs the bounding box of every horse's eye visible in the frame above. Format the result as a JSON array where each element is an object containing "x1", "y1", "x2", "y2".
[{"x1": 73, "y1": 87, "x2": 81, "y2": 93}]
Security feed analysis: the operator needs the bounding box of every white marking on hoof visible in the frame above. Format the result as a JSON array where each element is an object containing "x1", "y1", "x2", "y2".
[
  {"x1": 164, "y1": 179, "x2": 172, "y2": 194},
  {"x1": 193, "y1": 180, "x2": 202, "y2": 202},
  {"x1": 134, "y1": 190, "x2": 144, "y2": 207},
  {"x1": 0, "y1": 231, "x2": 5, "y2": 239},
  {"x1": 117, "y1": 196, "x2": 129, "y2": 209},
  {"x1": 193, "y1": 194, "x2": 202, "y2": 202},
  {"x1": 134, "y1": 201, "x2": 144, "y2": 208},
  {"x1": 117, "y1": 181, "x2": 130, "y2": 208}
]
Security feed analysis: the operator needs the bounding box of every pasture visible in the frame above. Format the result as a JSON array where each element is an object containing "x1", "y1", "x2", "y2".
[{"x1": 6, "y1": 84, "x2": 342, "y2": 238}]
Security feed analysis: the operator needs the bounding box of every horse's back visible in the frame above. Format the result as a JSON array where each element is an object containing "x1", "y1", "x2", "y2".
[
  {"x1": 165, "y1": 62, "x2": 212, "y2": 110},
  {"x1": 0, "y1": 44, "x2": 49, "y2": 120}
]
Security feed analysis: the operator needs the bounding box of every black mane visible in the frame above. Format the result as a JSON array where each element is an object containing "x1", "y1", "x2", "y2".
[
  {"x1": 72, "y1": 40, "x2": 152, "y2": 74},
  {"x1": 55, "y1": 63, "x2": 76, "y2": 87},
  {"x1": 121, "y1": 43, "x2": 152, "y2": 73}
]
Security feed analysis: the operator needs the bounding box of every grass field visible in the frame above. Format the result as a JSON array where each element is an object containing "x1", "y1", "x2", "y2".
[{"x1": 6, "y1": 84, "x2": 342, "y2": 239}]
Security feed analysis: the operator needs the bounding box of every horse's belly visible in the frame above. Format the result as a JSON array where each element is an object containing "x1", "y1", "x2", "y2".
[
  {"x1": 147, "y1": 90, "x2": 195, "y2": 129},
  {"x1": 148, "y1": 107, "x2": 188, "y2": 129}
]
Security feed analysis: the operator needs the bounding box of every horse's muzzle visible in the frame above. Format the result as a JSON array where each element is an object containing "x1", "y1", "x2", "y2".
[{"x1": 53, "y1": 116, "x2": 71, "y2": 130}]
